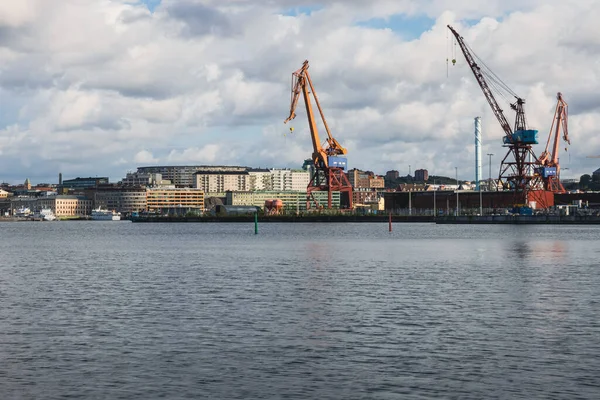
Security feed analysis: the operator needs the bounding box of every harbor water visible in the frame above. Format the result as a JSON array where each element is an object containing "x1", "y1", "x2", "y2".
[{"x1": 1, "y1": 222, "x2": 599, "y2": 399}]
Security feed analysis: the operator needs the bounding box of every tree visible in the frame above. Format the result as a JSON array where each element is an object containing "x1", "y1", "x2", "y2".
[{"x1": 579, "y1": 174, "x2": 592, "y2": 189}]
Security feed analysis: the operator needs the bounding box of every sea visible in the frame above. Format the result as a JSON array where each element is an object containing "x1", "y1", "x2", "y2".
[{"x1": 1, "y1": 221, "x2": 599, "y2": 399}]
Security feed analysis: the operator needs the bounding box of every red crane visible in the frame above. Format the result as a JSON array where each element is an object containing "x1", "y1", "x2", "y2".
[
  {"x1": 284, "y1": 60, "x2": 353, "y2": 210},
  {"x1": 537, "y1": 92, "x2": 570, "y2": 192},
  {"x1": 447, "y1": 25, "x2": 546, "y2": 206}
]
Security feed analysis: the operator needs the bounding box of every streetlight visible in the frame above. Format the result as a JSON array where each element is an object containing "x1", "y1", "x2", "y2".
[
  {"x1": 487, "y1": 153, "x2": 494, "y2": 191},
  {"x1": 455, "y1": 167, "x2": 459, "y2": 216}
]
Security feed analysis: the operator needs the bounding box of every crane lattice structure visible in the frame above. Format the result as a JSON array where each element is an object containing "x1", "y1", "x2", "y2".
[
  {"x1": 537, "y1": 92, "x2": 570, "y2": 193},
  {"x1": 284, "y1": 60, "x2": 353, "y2": 210},
  {"x1": 448, "y1": 25, "x2": 546, "y2": 206}
]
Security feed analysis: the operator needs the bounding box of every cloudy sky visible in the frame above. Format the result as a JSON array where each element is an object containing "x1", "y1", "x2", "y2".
[{"x1": 1, "y1": 0, "x2": 599, "y2": 184}]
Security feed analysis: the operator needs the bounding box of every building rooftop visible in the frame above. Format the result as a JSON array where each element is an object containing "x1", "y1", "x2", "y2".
[{"x1": 195, "y1": 170, "x2": 250, "y2": 175}]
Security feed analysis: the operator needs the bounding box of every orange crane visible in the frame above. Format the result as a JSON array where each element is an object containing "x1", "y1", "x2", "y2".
[
  {"x1": 537, "y1": 92, "x2": 570, "y2": 193},
  {"x1": 284, "y1": 60, "x2": 353, "y2": 210}
]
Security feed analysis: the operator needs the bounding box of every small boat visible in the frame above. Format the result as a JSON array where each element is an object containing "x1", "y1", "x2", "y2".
[
  {"x1": 91, "y1": 207, "x2": 121, "y2": 221},
  {"x1": 38, "y1": 208, "x2": 56, "y2": 221},
  {"x1": 15, "y1": 207, "x2": 31, "y2": 218}
]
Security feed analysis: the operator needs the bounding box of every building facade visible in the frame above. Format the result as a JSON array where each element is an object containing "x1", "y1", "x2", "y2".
[
  {"x1": 121, "y1": 172, "x2": 165, "y2": 187},
  {"x1": 195, "y1": 170, "x2": 251, "y2": 193},
  {"x1": 61, "y1": 177, "x2": 109, "y2": 190},
  {"x1": 369, "y1": 176, "x2": 385, "y2": 189},
  {"x1": 347, "y1": 169, "x2": 371, "y2": 188},
  {"x1": 146, "y1": 188, "x2": 205, "y2": 214},
  {"x1": 270, "y1": 169, "x2": 310, "y2": 191},
  {"x1": 414, "y1": 169, "x2": 429, "y2": 182},
  {"x1": 248, "y1": 169, "x2": 272, "y2": 191},
  {"x1": 226, "y1": 191, "x2": 340, "y2": 212},
  {"x1": 11, "y1": 195, "x2": 93, "y2": 217},
  {"x1": 137, "y1": 165, "x2": 249, "y2": 187},
  {"x1": 89, "y1": 185, "x2": 148, "y2": 214},
  {"x1": 385, "y1": 170, "x2": 399, "y2": 180}
]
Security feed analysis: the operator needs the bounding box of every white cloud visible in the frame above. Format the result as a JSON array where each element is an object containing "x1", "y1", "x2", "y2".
[
  {"x1": 0, "y1": 0, "x2": 598, "y2": 184},
  {"x1": 133, "y1": 150, "x2": 159, "y2": 163}
]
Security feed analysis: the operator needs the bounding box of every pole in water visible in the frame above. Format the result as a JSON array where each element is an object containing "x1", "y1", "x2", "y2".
[
  {"x1": 254, "y1": 212, "x2": 258, "y2": 235},
  {"x1": 389, "y1": 212, "x2": 392, "y2": 232}
]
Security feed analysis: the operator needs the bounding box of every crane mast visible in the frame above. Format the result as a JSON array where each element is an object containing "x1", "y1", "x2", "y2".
[
  {"x1": 284, "y1": 60, "x2": 353, "y2": 210},
  {"x1": 537, "y1": 92, "x2": 570, "y2": 192},
  {"x1": 448, "y1": 25, "x2": 546, "y2": 206}
]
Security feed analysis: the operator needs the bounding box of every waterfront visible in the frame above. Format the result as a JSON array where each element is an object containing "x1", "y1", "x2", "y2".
[{"x1": 1, "y1": 222, "x2": 599, "y2": 399}]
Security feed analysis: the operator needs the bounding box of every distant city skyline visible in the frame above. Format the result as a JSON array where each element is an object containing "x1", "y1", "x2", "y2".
[{"x1": 1, "y1": 1, "x2": 599, "y2": 185}]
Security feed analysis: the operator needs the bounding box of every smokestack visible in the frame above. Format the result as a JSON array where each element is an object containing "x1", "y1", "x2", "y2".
[
  {"x1": 59, "y1": 172, "x2": 62, "y2": 185},
  {"x1": 474, "y1": 117, "x2": 482, "y2": 191}
]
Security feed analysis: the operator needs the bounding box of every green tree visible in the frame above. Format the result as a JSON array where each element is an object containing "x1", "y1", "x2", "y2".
[{"x1": 579, "y1": 174, "x2": 592, "y2": 189}]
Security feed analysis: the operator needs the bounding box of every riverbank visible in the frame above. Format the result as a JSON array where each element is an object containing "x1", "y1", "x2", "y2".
[
  {"x1": 436, "y1": 215, "x2": 600, "y2": 224},
  {"x1": 131, "y1": 214, "x2": 435, "y2": 223}
]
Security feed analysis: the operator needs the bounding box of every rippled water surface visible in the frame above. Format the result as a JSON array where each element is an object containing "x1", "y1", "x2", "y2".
[{"x1": 1, "y1": 222, "x2": 599, "y2": 399}]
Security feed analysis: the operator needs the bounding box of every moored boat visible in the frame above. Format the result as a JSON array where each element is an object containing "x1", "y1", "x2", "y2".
[{"x1": 91, "y1": 208, "x2": 121, "y2": 221}]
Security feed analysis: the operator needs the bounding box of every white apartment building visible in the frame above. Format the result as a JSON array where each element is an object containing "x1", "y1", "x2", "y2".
[
  {"x1": 270, "y1": 169, "x2": 310, "y2": 191},
  {"x1": 137, "y1": 165, "x2": 248, "y2": 187},
  {"x1": 121, "y1": 172, "x2": 165, "y2": 187},
  {"x1": 248, "y1": 169, "x2": 272, "y2": 191},
  {"x1": 195, "y1": 170, "x2": 251, "y2": 193}
]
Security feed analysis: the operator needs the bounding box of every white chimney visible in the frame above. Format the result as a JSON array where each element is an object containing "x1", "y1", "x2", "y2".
[{"x1": 474, "y1": 117, "x2": 482, "y2": 191}]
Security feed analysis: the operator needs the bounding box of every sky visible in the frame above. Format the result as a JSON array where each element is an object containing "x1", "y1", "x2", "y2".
[{"x1": 1, "y1": 0, "x2": 599, "y2": 184}]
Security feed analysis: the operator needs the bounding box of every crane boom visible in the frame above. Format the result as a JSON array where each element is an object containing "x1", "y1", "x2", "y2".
[
  {"x1": 284, "y1": 60, "x2": 346, "y2": 169},
  {"x1": 538, "y1": 92, "x2": 569, "y2": 166},
  {"x1": 447, "y1": 25, "x2": 514, "y2": 138}
]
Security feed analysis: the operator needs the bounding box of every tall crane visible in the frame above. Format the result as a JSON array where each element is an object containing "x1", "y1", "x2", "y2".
[
  {"x1": 537, "y1": 92, "x2": 570, "y2": 192},
  {"x1": 284, "y1": 60, "x2": 353, "y2": 210},
  {"x1": 447, "y1": 25, "x2": 545, "y2": 206}
]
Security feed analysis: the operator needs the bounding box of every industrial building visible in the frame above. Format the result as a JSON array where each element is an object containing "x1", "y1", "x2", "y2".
[
  {"x1": 226, "y1": 191, "x2": 340, "y2": 212},
  {"x1": 384, "y1": 190, "x2": 555, "y2": 215}
]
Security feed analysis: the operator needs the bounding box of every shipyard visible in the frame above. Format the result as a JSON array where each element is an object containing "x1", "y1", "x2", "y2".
[{"x1": 2, "y1": 2, "x2": 600, "y2": 399}]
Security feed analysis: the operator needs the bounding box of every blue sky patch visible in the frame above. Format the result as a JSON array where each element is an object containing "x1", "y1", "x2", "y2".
[
  {"x1": 356, "y1": 14, "x2": 435, "y2": 40},
  {"x1": 140, "y1": 0, "x2": 161, "y2": 12},
  {"x1": 281, "y1": 6, "x2": 324, "y2": 17}
]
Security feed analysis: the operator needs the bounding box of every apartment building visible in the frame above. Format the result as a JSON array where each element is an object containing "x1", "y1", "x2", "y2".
[
  {"x1": 147, "y1": 188, "x2": 204, "y2": 213},
  {"x1": 414, "y1": 169, "x2": 429, "y2": 182},
  {"x1": 137, "y1": 165, "x2": 248, "y2": 187},
  {"x1": 195, "y1": 170, "x2": 250, "y2": 193},
  {"x1": 88, "y1": 185, "x2": 148, "y2": 214},
  {"x1": 248, "y1": 169, "x2": 272, "y2": 191},
  {"x1": 121, "y1": 172, "x2": 166, "y2": 187},
  {"x1": 270, "y1": 169, "x2": 310, "y2": 191}
]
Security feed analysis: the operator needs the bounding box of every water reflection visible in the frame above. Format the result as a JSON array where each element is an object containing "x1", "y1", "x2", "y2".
[{"x1": 506, "y1": 240, "x2": 567, "y2": 263}]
